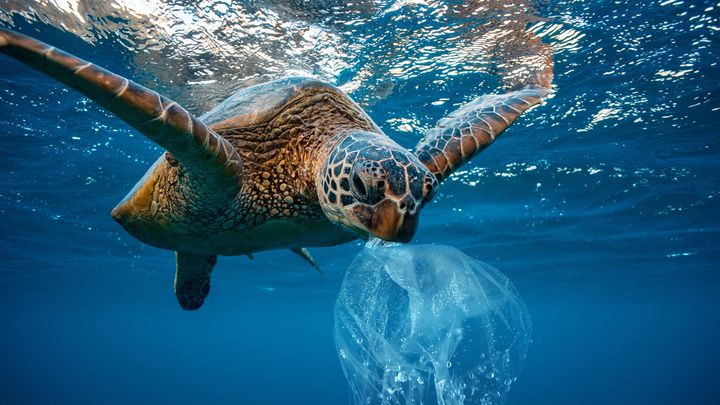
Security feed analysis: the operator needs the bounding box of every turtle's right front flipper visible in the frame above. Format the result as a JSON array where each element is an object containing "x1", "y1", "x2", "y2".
[
  {"x1": 0, "y1": 29, "x2": 242, "y2": 195},
  {"x1": 414, "y1": 41, "x2": 553, "y2": 183}
]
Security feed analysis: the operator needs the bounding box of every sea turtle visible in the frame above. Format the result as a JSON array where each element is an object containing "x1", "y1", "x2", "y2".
[{"x1": 0, "y1": 29, "x2": 552, "y2": 310}]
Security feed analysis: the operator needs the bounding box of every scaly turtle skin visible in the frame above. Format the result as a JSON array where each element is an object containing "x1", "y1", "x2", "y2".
[{"x1": 0, "y1": 29, "x2": 553, "y2": 310}]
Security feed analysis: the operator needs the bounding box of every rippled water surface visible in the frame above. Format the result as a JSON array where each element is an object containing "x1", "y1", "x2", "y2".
[{"x1": 0, "y1": 1, "x2": 718, "y2": 404}]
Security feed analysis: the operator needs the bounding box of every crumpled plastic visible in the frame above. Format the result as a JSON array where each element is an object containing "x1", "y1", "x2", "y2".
[{"x1": 334, "y1": 243, "x2": 531, "y2": 405}]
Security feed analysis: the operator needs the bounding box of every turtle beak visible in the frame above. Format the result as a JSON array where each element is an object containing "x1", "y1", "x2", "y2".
[{"x1": 365, "y1": 199, "x2": 419, "y2": 243}]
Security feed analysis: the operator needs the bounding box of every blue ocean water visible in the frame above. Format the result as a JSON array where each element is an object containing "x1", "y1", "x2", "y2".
[{"x1": 0, "y1": 1, "x2": 718, "y2": 404}]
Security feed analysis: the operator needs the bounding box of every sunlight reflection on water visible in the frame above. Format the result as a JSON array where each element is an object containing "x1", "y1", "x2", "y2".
[{"x1": 0, "y1": 0, "x2": 564, "y2": 107}]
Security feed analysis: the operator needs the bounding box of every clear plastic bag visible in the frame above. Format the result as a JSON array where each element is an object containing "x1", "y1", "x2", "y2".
[{"x1": 334, "y1": 244, "x2": 531, "y2": 405}]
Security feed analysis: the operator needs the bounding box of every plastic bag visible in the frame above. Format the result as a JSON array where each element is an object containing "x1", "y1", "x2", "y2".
[{"x1": 334, "y1": 243, "x2": 531, "y2": 405}]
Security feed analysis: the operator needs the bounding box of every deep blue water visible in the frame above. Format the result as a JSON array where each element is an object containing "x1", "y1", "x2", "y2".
[{"x1": 1, "y1": 1, "x2": 719, "y2": 404}]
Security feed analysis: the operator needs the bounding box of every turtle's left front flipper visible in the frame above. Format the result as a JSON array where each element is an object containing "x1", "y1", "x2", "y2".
[
  {"x1": 414, "y1": 49, "x2": 553, "y2": 183},
  {"x1": 174, "y1": 252, "x2": 217, "y2": 310},
  {"x1": 0, "y1": 29, "x2": 242, "y2": 195}
]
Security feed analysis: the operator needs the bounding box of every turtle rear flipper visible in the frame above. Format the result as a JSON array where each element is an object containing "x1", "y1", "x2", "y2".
[
  {"x1": 174, "y1": 252, "x2": 217, "y2": 310},
  {"x1": 0, "y1": 29, "x2": 242, "y2": 194}
]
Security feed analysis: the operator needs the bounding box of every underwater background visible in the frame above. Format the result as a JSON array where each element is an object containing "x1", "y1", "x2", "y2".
[{"x1": 0, "y1": 0, "x2": 718, "y2": 404}]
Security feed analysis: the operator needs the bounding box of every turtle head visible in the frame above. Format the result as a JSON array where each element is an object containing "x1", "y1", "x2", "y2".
[{"x1": 317, "y1": 131, "x2": 438, "y2": 242}]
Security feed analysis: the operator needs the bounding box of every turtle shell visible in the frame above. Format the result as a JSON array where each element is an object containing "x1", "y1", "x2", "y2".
[{"x1": 200, "y1": 76, "x2": 342, "y2": 128}]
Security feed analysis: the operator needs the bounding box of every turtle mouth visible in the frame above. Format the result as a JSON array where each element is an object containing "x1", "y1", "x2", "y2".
[
  {"x1": 376, "y1": 212, "x2": 417, "y2": 243},
  {"x1": 350, "y1": 199, "x2": 419, "y2": 243}
]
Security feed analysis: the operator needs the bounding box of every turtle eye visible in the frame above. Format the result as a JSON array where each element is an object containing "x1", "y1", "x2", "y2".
[
  {"x1": 352, "y1": 172, "x2": 367, "y2": 197},
  {"x1": 352, "y1": 171, "x2": 385, "y2": 205}
]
